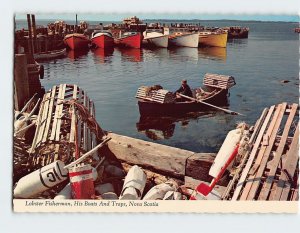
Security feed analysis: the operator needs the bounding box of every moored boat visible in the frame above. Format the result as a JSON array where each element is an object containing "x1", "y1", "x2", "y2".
[
  {"x1": 33, "y1": 48, "x2": 66, "y2": 61},
  {"x1": 114, "y1": 32, "x2": 142, "y2": 49},
  {"x1": 91, "y1": 31, "x2": 114, "y2": 49},
  {"x1": 63, "y1": 33, "x2": 90, "y2": 50},
  {"x1": 136, "y1": 73, "x2": 236, "y2": 116},
  {"x1": 199, "y1": 31, "x2": 228, "y2": 48},
  {"x1": 168, "y1": 32, "x2": 199, "y2": 48},
  {"x1": 143, "y1": 31, "x2": 169, "y2": 48},
  {"x1": 222, "y1": 26, "x2": 249, "y2": 39}
]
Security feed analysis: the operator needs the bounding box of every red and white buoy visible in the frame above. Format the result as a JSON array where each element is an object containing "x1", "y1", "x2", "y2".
[{"x1": 69, "y1": 163, "x2": 95, "y2": 199}]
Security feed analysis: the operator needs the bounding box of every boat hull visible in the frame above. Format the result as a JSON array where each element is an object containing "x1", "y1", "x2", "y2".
[
  {"x1": 169, "y1": 33, "x2": 199, "y2": 48},
  {"x1": 64, "y1": 34, "x2": 90, "y2": 50},
  {"x1": 199, "y1": 32, "x2": 228, "y2": 48},
  {"x1": 91, "y1": 34, "x2": 114, "y2": 49},
  {"x1": 144, "y1": 35, "x2": 169, "y2": 48},
  {"x1": 138, "y1": 89, "x2": 229, "y2": 116},
  {"x1": 34, "y1": 48, "x2": 66, "y2": 61},
  {"x1": 114, "y1": 33, "x2": 141, "y2": 49}
]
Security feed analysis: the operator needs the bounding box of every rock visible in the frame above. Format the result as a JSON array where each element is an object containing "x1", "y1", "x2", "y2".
[
  {"x1": 281, "y1": 80, "x2": 290, "y2": 83},
  {"x1": 105, "y1": 165, "x2": 126, "y2": 178}
]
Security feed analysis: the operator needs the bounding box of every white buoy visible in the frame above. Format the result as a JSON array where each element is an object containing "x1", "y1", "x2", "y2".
[
  {"x1": 14, "y1": 161, "x2": 68, "y2": 198},
  {"x1": 163, "y1": 191, "x2": 182, "y2": 200},
  {"x1": 143, "y1": 181, "x2": 177, "y2": 200},
  {"x1": 54, "y1": 183, "x2": 72, "y2": 200},
  {"x1": 209, "y1": 128, "x2": 242, "y2": 178},
  {"x1": 119, "y1": 165, "x2": 146, "y2": 200}
]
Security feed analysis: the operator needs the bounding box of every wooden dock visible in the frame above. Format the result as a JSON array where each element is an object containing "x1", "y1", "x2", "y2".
[{"x1": 222, "y1": 103, "x2": 299, "y2": 201}]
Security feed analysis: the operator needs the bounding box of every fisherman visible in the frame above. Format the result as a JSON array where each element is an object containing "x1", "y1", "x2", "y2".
[{"x1": 175, "y1": 79, "x2": 193, "y2": 101}]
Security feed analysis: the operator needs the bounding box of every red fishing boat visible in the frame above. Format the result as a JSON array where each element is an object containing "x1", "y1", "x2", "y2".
[
  {"x1": 114, "y1": 32, "x2": 141, "y2": 49},
  {"x1": 91, "y1": 31, "x2": 114, "y2": 49},
  {"x1": 63, "y1": 33, "x2": 90, "y2": 50}
]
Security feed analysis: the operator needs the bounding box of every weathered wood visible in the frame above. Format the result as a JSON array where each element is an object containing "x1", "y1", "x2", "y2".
[
  {"x1": 69, "y1": 85, "x2": 78, "y2": 143},
  {"x1": 55, "y1": 84, "x2": 66, "y2": 141},
  {"x1": 272, "y1": 124, "x2": 299, "y2": 200},
  {"x1": 259, "y1": 104, "x2": 298, "y2": 200},
  {"x1": 245, "y1": 103, "x2": 287, "y2": 200},
  {"x1": 42, "y1": 86, "x2": 56, "y2": 142},
  {"x1": 36, "y1": 91, "x2": 51, "y2": 146},
  {"x1": 107, "y1": 132, "x2": 200, "y2": 178},
  {"x1": 231, "y1": 105, "x2": 275, "y2": 200},
  {"x1": 50, "y1": 84, "x2": 63, "y2": 141}
]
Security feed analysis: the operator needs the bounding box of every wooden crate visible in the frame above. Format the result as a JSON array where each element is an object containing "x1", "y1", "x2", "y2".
[
  {"x1": 29, "y1": 84, "x2": 104, "y2": 168},
  {"x1": 225, "y1": 103, "x2": 299, "y2": 200},
  {"x1": 203, "y1": 73, "x2": 236, "y2": 89},
  {"x1": 135, "y1": 86, "x2": 175, "y2": 103}
]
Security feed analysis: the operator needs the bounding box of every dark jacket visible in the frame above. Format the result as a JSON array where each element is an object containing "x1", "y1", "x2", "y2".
[{"x1": 175, "y1": 84, "x2": 193, "y2": 97}]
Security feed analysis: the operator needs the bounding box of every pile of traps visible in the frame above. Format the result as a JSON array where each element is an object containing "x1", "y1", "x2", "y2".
[{"x1": 136, "y1": 86, "x2": 175, "y2": 104}]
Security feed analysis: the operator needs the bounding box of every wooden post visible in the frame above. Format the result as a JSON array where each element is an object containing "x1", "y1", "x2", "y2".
[
  {"x1": 31, "y1": 14, "x2": 37, "y2": 53},
  {"x1": 26, "y1": 14, "x2": 34, "y2": 63},
  {"x1": 76, "y1": 14, "x2": 78, "y2": 26},
  {"x1": 14, "y1": 54, "x2": 30, "y2": 111}
]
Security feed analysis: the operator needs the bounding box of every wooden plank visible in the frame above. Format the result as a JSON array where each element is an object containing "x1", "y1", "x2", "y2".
[
  {"x1": 258, "y1": 104, "x2": 298, "y2": 200},
  {"x1": 86, "y1": 97, "x2": 91, "y2": 151},
  {"x1": 50, "y1": 84, "x2": 63, "y2": 141},
  {"x1": 231, "y1": 105, "x2": 276, "y2": 200},
  {"x1": 245, "y1": 103, "x2": 287, "y2": 200},
  {"x1": 69, "y1": 85, "x2": 78, "y2": 143},
  {"x1": 42, "y1": 86, "x2": 57, "y2": 142},
  {"x1": 83, "y1": 92, "x2": 88, "y2": 151},
  {"x1": 55, "y1": 84, "x2": 67, "y2": 141},
  {"x1": 77, "y1": 89, "x2": 82, "y2": 151},
  {"x1": 272, "y1": 124, "x2": 299, "y2": 200}
]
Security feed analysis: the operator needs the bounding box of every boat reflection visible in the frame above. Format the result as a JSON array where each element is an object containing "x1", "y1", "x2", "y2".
[
  {"x1": 67, "y1": 49, "x2": 89, "y2": 60},
  {"x1": 136, "y1": 111, "x2": 217, "y2": 140},
  {"x1": 117, "y1": 48, "x2": 143, "y2": 62},
  {"x1": 168, "y1": 47, "x2": 199, "y2": 62},
  {"x1": 142, "y1": 47, "x2": 169, "y2": 60},
  {"x1": 92, "y1": 47, "x2": 114, "y2": 63},
  {"x1": 198, "y1": 47, "x2": 227, "y2": 61}
]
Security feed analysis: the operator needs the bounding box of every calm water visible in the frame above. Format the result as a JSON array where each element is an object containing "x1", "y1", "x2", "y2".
[{"x1": 17, "y1": 20, "x2": 299, "y2": 152}]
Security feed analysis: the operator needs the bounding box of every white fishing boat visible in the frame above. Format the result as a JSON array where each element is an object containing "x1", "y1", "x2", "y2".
[
  {"x1": 143, "y1": 31, "x2": 169, "y2": 48},
  {"x1": 168, "y1": 32, "x2": 199, "y2": 48}
]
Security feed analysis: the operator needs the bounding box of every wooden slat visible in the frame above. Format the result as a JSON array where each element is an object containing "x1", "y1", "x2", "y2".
[
  {"x1": 258, "y1": 104, "x2": 298, "y2": 200},
  {"x1": 55, "y1": 84, "x2": 67, "y2": 141},
  {"x1": 86, "y1": 97, "x2": 91, "y2": 151},
  {"x1": 69, "y1": 85, "x2": 78, "y2": 143},
  {"x1": 231, "y1": 105, "x2": 276, "y2": 200},
  {"x1": 245, "y1": 103, "x2": 287, "y2": 200},
  {"x1": 83, "y1": 92, "x2": 88, "y2": 151},
  {"x1": 42, "y1": 86, "x2": 56, "y2": 142},
  {"x1": 36, "y1": 91, "x2": 51, "y2": 146},
  {"x1": 77, "y1": 89, "x2": 82, "y2": 151},
  {"x1": 272, "y1": 124, "x2": 299, "y2": 200},
  {"x1": 50, "y1": 84, "x2": 63, "y2": 141}
]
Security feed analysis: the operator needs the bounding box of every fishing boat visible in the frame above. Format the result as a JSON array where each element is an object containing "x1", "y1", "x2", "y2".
[
  {"x1": 33, "y1": 48, "x2": 66, "y2": 61},
  {"x1": 168, "y1": 32, "x2": 199, "y2": 48},
  {"x1": 143, "y1": 31, "x2": 169, "y2": 48},
  {"x1": 91, "y1": 31, "x2": 114, "y2": 49},
  {"x1": 136, "y1": 73, "x2": 236, "y2": 116},
  {"x1": 199, "y1": 31, "x2": 228, "y2": 48},
  {"x1": 114, "y1": 32, "x2": 142, "y2": 49},
  {"x1": 222, "y1": 26, "x2": 249, "y2": 39},
  {"x1": 63, "y1": 33, "x2": 90, "y2": 50}
]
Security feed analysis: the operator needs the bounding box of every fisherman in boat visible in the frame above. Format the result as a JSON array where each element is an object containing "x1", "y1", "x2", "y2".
[{"x1": 174, "y1": 79, "x2": 193, "y2": 101}]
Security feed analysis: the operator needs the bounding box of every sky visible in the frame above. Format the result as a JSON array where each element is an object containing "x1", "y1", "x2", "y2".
[{"x1": 14, "y1": 13, "x2": 299, "y2": 22}]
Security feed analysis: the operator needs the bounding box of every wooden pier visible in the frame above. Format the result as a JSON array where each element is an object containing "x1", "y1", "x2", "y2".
[{"x1": 222, "y1": 103, "x2": 299, "y2": 201}]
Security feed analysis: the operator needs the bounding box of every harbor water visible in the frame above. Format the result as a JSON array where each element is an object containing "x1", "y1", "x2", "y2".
[{"x1": 17, "y1": 20, "x2": 299, "y2": 153}]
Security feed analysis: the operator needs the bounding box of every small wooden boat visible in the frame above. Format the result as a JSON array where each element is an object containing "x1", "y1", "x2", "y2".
[
  {"x1": 91, "y1": 31, "x2": 114, "y2": 49},
  {"x1": 33, "y1": 48, "x2": 66, "y2": 61},
  {"x1": 114, "y1": 32, "x2": 142, "y2": 49},
  {"x1": 168, "y1": 32, "x2": 199, "y2": 48},
  {"x1": 199, "y1": 31, "x2": 228, "y2": 48},
  {"x1": 143, "y1": 31, "x2": 169, "y2": 48},
  {"x1": 136, "y1": 73, "x2": 235, "y2": 116},
  {"x1": 222, "y1": 26, "x2": 249, "y2": 39},
  {"x1": 63, "y1": 33, "x2": 90, "y2": 50}
]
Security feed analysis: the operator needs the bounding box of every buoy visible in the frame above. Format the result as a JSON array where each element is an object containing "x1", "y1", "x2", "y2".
[
  {"x1": 163, "y1": 191, "x2": 182, "y2": 200},
  {"x1": 189, "y1": 186, "x2": 221, "y2": 200},
  {"x1": 143, "y1": 180, "x2": 177, "y2": 200},
  {"x1": 209, "y1": 128, "x2": 242, "y2": 178},
  {"x1": 119, "y1": 165, "x2": 146, "y2": 200},
  {"x1": 95, "y1": 183, "x2": 118, "y2": 199},
  {"x1": 54, "y1": 183, "x2": 72, "y2": 199},
  {"x1": 69, "y1": 163, "x2": 95, "y2": 199},
  {"x1": 14, "y1": 160, "x2": 68, "y2": 198}
]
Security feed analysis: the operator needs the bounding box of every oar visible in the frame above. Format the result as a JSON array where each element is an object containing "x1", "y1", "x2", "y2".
[{"x1": 178, "y1": 93, "x2": 244, "y2": 116}]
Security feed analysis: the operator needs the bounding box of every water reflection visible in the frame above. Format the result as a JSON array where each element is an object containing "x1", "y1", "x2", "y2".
[
  {"x1": 117, "y1": 48, "x2": 143, "y2": 62},
  {"x1": 67, "y1": 49, "x2": 89, "y2": 60},
  {"x1": 136, "y1": 111, "x2": 217, "y2": 140},
  {"x1": 168, "y1": 47, "x2": 199, "y2": 62},
  {"x1": 92, "y1": 47, "x2": 114, "y2": 63},
  {"x1": 198, "y1": 47, "x2": 227, "y2": 61},
  {"x1": 143, "y1": 47, "x2": 169, "y2": 60}
]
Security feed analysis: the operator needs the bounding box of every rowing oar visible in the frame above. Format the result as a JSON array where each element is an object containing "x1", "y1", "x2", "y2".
[{"x1": 178, "y1": 93, "x2": 244, "y2": 116}]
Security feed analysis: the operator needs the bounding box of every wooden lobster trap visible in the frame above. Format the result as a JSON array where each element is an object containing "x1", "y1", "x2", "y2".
[
  {"x1": 203, "y1": 73, "x2": 236, "y2": 90},
  {"x1": 29, "y1": 84, "x2": 105, "y2": 169}
]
